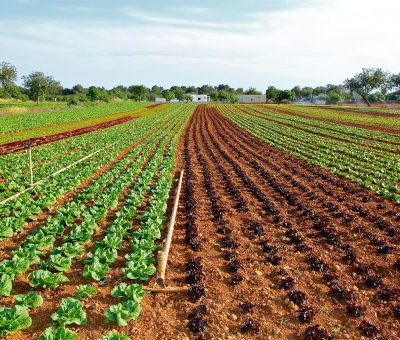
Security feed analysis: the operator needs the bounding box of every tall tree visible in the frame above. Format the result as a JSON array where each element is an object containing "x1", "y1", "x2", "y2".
[
  {"x1": 344, "y1": 68, "x2": 389, "y2": 106},
  {"x1": 227, "y1": 93, "x2": 239, "y2": 103},
  {"x1": 266, "y1": 86, "x2": 279, "y2": 102},
  {"x1": 313, "y1": 86, "x2": 327, "y2": 96},
  {"x1": 276, "y1": 90, "x2": 294, "y2": 103},
  {"x1": 151, "y1": 85, "x2": 163, "y2": 95},
  {"x1": 244, "y1": 87, "x2": 262, "y2": 95},
  {"x1": 72, "y1": 84, "x2": 86, "y2": 95},
  {"x1": 291, "y1": 86, "x2": 302, "y2": 99},
  {"x1": 186, "y1": 86, "x2": 197, "y2": 94},
  {"x1": 301, "y1": 86, "x2": 314, "y2": 98},
  {"x1": 87, "y1": 86, "x2": 109, "y2": 102},
  {"x1": 161, "y1": 90, "x2": 175, "y2": 102},
  {"x1": 173, "y1": 87, "x2": 186, "y2": 102},
  {"x1": 22, "y1": 71, "x2": 61, "y2": 105},
  {"x1": 129, "y1": 85, "x2": 148, "y2": 102},
  {"x1": 0, "y1": 62, "x2": 18, "y2": 96},
  {"x1": 198, "y1": 85, "x2": 214, "y2": 95},
  {"x1": 217, "y1": 91, "x2": 229, "y2": 102},
  {"x1": 389, "y1": 73, "x2": 400, "y2": 90}
]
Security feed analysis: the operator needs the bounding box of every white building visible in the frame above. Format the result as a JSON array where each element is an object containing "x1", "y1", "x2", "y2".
[
  {"x1": 239, "y1": 95, "x2": 266, "y2": 103},
  {"x1": 191, "y1": 94, "x2": 210, "y2": 102},
  {"x1": 155, "y1": 98, "x2": 167, "y2": 103}
]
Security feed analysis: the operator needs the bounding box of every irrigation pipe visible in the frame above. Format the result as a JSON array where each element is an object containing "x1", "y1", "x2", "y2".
[
  {"x1": 154, "y1": 169, "x2": 185, "y2": 288},
  {"x1": 0, "y1": 142, "x2": 118, "y2": 205}
]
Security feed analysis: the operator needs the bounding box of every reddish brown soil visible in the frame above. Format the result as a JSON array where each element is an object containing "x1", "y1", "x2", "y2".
[
  {"x1": 132, "y1": 105, "x2": 400, "y2": 339},
  {"x1": 146, "y1": 103, "x2": 164, "y2": 109},
  {"x1": 0, "y1": 116, "x2": 137, "y2": 156},
  {"x1": 267, "y1": 106, "x2": 400, "y2": 135}
]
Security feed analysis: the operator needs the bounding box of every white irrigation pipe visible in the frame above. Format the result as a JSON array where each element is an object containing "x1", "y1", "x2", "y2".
[
  {"x1": 0, "y1": 142, "x2": 118, "y2": 205},
  {"x1": 154, "y1": 170, "x2": 185, "y2": 289}
]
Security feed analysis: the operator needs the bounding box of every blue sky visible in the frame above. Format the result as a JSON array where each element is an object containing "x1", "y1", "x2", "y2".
[{"x1": 1, "y1": 0, "x2": 399, "y2": 90}]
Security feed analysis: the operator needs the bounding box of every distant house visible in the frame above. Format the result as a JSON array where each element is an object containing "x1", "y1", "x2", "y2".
[
  {"x1": 191, "y1": 94, "x2": 210, "y2": 102},
  {"x1": 239, "y1": 95, "x2": 266, "y2": 103},
  {"x1": 155, "y1": 98, "x2": 167, "y2": 103}
]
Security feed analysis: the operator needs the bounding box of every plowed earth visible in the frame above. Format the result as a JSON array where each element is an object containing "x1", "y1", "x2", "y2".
[{"x1": 134, "y1": 105, "x2": 400, "y2": 339}]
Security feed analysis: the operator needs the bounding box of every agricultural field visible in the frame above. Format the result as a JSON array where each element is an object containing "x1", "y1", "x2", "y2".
[{"x1": 0, "y1": 103, "x2": 399, "y2": 339}]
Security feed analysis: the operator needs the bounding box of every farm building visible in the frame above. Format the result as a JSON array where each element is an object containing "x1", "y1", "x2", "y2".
[
  {"x1": 155, "y1": 98, "x2": 167, "y2": 103},
  {"x1": 191, "y1": 94, "x2": 210, "y2": 102},
  {"x1": 239, "y1": 95, "x2": 266, "y2": 103}
]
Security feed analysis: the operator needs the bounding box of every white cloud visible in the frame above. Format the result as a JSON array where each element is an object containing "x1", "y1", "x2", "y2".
[
  {"x1": 167, "y1": 6, "x2": 209, "y2": 14},
  {"x1": 1, "y1": 0, "x2": 399, "y2": 89},
  {"x1": 121, "y1": 7, "x2": 257, "y2": 30}
]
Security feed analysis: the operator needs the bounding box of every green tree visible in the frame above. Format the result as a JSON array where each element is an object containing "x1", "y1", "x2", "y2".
[
  {"x1": 0, "y1": 62, "x2": 18, "y2": 96},
  {"x1": 313, "y1": 86, "x2": 327, "y2": 96},
  {"x1": 217, "y1": 84, "x2": 234, "y2": 93},
  {"x1": 227, "y1": 93, "x2": 239, "y2": 103},
  {"x1": 326, "y1": 91, "x2": 343, "y2": 104},
  {"x1": 235, "y1": 88, "x2": 244, "y2": 95},
  {"x1": 72, "y1": 84, "x2": 86, "y2": 95},
  {"x1": 173, "y1": 87, "x2": 186, "y2": 102},
  {"x1": 87, "y1": 86, "x2": 109, "y2": 102},
  {"x1": 217, "y1": 91, "x2": 229, "y2": 102},
  {"x1": 129, "y1": 85, "x2": 148, "y2": 102},
  {"x1": 186, "y1": 86, "x2": 197, "y2": 94},
  {"x1": 244, "y1": 87, "x2": 261, "y2": 95},
  {"x1": 301, "y1": 86, "x2": 313, "y2": 98},
  {"x1": 150, "y1": 85, "x2": 163, "y2": 95},
  {"x1": 344, "y1": 68, "x2": 389, "y2": 106},
  {"x1": 198, "y1": 85, "x2": 214, "y2": 95},
  {"x1": 291, "y1": 86, "x2": 302, "y2": 99},
  {"x1": 367, "y1": 91, "x2": 385, "y2": 103},
  {"x1": 184, "y1": 94, "x2": 192, "y2": 102},
  {"x1": 389, "y1": 73, "x2": 400, "y2": 90},
  {"x1": 266, "y1": 86, "x2": 279, "y2": 102},
  {"x1": 210, "y1": 92, "x2": 218, "y2": 102},
  {"x1": 161, "y1": 90, "x2": 175, "y2": 102},
  {"x1": 22, "y1": 72, "x2": 61, "y2": 105},
  {"x1": 111, "y1": 85, "x2": 129, "y2": 100},
  {"x1": 276, "y1": 90, "x2": 294, "y2": 103}
]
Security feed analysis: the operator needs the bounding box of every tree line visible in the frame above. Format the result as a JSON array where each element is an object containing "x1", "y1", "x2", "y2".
[
  {"x1": 0, "y1": 62, "x2": 399, "y2": 106},
  {"x1": 266, "y1": 69, "x2": 400, "y2": 106}
]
